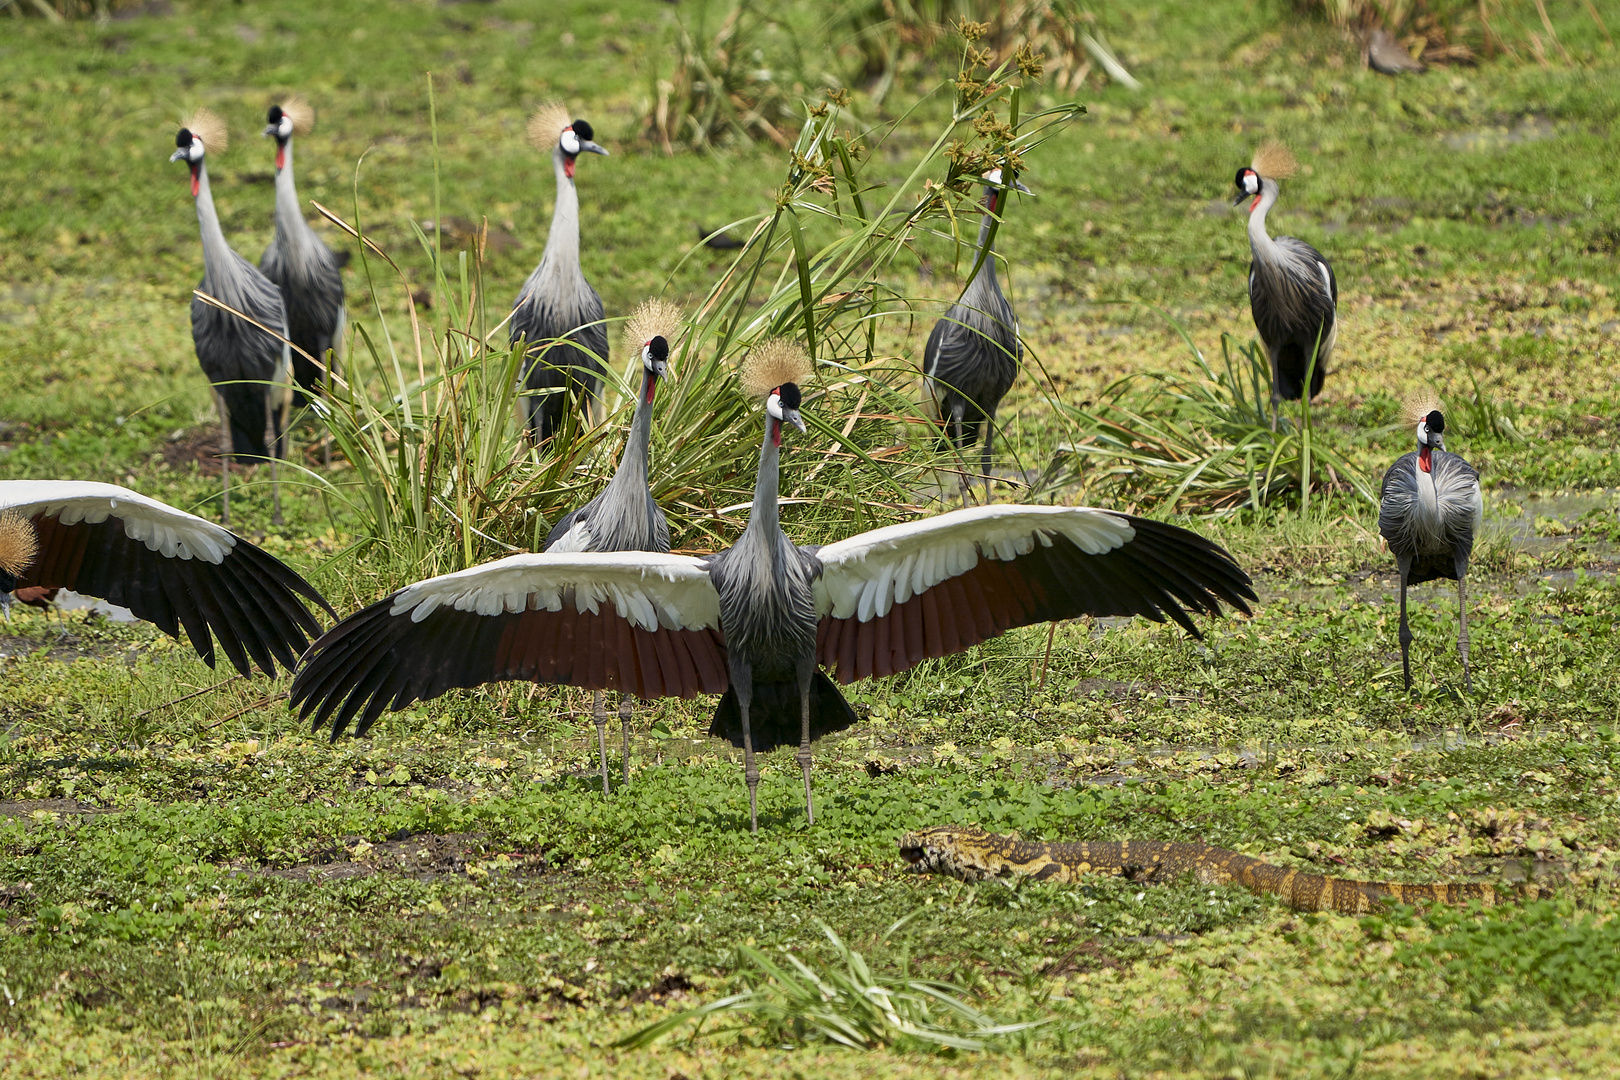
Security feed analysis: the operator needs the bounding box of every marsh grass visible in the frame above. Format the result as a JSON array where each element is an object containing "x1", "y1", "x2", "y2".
[
  {"x1": 617, "y1": 917, "x2": 1041, "y2": 1051},
  {"x1": 1044, "y1": 325, "x2": 1373, "y2": 515},
  {"x1": 641, "y1": 0, "x2": 816, "y2": 153},
  {"x1": 313, "y1": 56, "x2": 1082, "y2": 592}
]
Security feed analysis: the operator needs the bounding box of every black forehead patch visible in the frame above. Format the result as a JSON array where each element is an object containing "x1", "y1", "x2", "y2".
[
  {"x1": 647, "y1": 335, "x2": 669, "y2": 361},
  {"x1": 267, "y1": 105, "x2": 284, "y2": 124},
  {"x1": 1426, "y1": 410, "x2": 1445, "y2": 433},
  {"x1": 777, "y1": 382, "x2": 802, "y2": 409},
  {"x1": 176, "y1": 128, "x2": 192, "y2": 148},
  {"x1": 571, "y1": 119, "x2": 594, "y2": 141}
]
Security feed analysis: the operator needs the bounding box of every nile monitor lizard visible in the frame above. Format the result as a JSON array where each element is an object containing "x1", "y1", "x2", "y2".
[{"x1": 900, "y1": 825, "x2": 1533, "y2": 915}]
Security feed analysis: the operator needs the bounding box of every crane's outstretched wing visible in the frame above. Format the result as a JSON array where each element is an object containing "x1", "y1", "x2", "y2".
[
  {"x1": 0, "y1": 481, "x2": 333, "y2": 677},
  {"x1": 290, "y1": 552, "x2": 729, "y2": 738},
  {"x1": 812, "y1": 505, "x2": 1255, "y2": 683}
]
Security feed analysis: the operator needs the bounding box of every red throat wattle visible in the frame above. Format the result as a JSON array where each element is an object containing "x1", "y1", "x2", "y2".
[
  {"x1": 1418, "y1": 445, "x2": 1432, "y2": 474},
  {"x1": 564, "y1": 156, "x2": 576, "y2": 180},
  {"x1": 276, "y1": 144, "x2": 286, "y2": 171},
  {"x1": 770, "y1": 411, "x2": 783, "y2": 448},
  {"x1": 644, "y1": 375, "x2": 657, "y2": 405},
  {"x1": 190, "y1": 165, "x2": 200, "y2": 198},
  {"x1": 1250, "y1": 194, "x2": 1262, "y2": 212}
]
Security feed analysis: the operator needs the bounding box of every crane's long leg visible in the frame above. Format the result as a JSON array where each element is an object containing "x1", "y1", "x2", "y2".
[
  {"x1": 1397, "y1": 572, "x2": 1413, "y2": 695},
  {"x1": 216, "y1": 390, "x2": 232, "y2": 526},
  {"x1": 1457, "y1": 575, "x2": 1471, "y2": 694},
  {"x1": 618, "y1": 694, "x2": 632, "y2": 787},
  {"x1": 591, "y1": 690, "x2": 611, "y2": 795},
  {"x1": 980, "y1": 415, "x2": 995, "y2": 506},
  {"x1": 796, "y1": 658, "x2": 816, "y2": 826},
  {"x1": 266, "y1": 388, "x2": 284, "y2": 527},
  {"x1": 317, "y1": 337, "x2": 333, "y2": 469},
  {"x1": 737, "y1": 683, "x2": 760, "y2": 834},
  {"x1": 1269, "y1": 353, "x2": 1281, "y2": 433},
  {"x1": 953, "y1": 407, "x2": 970, "y2": 503}
]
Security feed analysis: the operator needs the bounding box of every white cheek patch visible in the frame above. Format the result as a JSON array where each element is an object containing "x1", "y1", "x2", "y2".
[
  {"x1": 766, "y1": 393, "x2": 784, "y2": 420},
  {"x1": 560, "y1": 129, "x2": 580, "y2": 155}
]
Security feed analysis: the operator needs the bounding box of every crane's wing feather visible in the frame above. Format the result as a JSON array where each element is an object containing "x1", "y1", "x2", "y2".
[
  {"x1": 290, "y1": 552, "x2": 729, "y2": 738},
  {"x1": 812, "y1": 505, "x2": 1254, "y2": 683},
  {"x1": 923, "y1": 301, "x2": 1020, "y2": 409},
  {"x1": 1, "y1": 481, "x2": 332, "y2": 677}
]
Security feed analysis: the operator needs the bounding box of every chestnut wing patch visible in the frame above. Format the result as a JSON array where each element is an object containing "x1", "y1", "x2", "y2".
[
  {"x1": 817, "y1": 516, "x2": 1254, "y2": 684},
  {"x1": 292, "y1": 553, "x2": 729, "y2": 739}
]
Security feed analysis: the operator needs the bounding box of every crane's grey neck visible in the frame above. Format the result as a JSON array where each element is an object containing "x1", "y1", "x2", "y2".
[
  {"x1": 965, "y1": 191, "x2": 1002, "y2": 296},
  {"x1": 272, "y1": 138, "x2": 320, "y2": 263},
  {"x1": 194, "y1": 163, "x2": 247, "y2": 302},
  {"x1": 1247, "y1": 178, "x2": 1284, "y2": 267},
  {"x1": 540, "y1": 148, "x2": 582, "y2": 277},
  {"x1": 600, "y1": 370, "x2": 657, "y2": 499},
  {"x1": 743, "y1": 418, "x2": 784, "y2": 548}
]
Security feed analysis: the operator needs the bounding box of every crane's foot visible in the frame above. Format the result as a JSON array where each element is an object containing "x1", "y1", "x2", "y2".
[{"x1": 797, "y1": 749, "x2": 814, "y2": 826}]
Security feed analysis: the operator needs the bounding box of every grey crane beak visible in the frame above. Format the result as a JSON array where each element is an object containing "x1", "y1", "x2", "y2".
[
  {"x1": 579, "y1": 141, "x2": 609, "y2": 156},
  {"x1": 263, "y1": 124, "x2": 278, "y2": 137},
  {"x1": 169, "y1": 148, "x2": 188, "y2": 163},
  {"x1": 785, "y1": 409, "x2": 807, "y2": 434},
  {"x1": 1012, "y1": 179, "x2": 1032, "y2": 195},
  {"x1": 1232, "y1": 190, "x2": 1251, "y2": 206}
]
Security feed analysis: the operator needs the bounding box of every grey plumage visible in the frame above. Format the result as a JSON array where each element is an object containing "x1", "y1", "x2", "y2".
[
  {"x1": 1235, "y1": 160, "x2": 1337, "y2": 427},
  {"x1": 1378, "y1": 409, "x2": 1482, "y2": 693},
  {"x1": 173, "y1": 121, "x2": 291, "y2": 526},
  {"x1": 260, "y1": 103, "x2": 345, "y2": 407},
  {"x1": 924, "y1": 171, "x2": 1025, "y2": 501},
  {"x1": 288, "y1": 380, "x2": 1256, "y2": 834},
  {"x1": 703, "y1": 382, "x2": 857, "y2": 832},
  {"x1": 1365, "y1": 28, "x2": 1426, "y2": 75},
  {"x1": 543, "y1": 335, "x2": 672, "y2": 791},
  {"x1": 512, "y1": 116, "x2": 609, "y2": 443}
]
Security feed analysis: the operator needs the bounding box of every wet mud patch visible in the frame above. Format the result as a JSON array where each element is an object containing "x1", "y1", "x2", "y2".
[
  {"x1": 0, "y1": 798, "x2": 117, "y2": 818},
  {"x1": 0, "y1": 629, "x2": 136, "y2": 664},
  {"x1": 260, "y1": 831, "x2": 549, "y2": 883}
]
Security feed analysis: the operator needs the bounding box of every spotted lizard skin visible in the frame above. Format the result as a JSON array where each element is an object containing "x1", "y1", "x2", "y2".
[{"x1": 899, "y1": 825, "x2": 1531, "y2": 914}]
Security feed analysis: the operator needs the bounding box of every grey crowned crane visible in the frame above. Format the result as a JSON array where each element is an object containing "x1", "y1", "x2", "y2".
[
  {"x1": 260, "y1": 96, "x2": 346, "y2": 409},
  {"x1": 511, "y1": 104, "x2": 610, "y2": 444},
  {"x1": 1378, "y1": 394, "x2": 1482, "y2": 693},
  {"x1": 291, "y1": 341, "x2": 1255, "y2": 833},
  {"x1": 0, "y1": 482, "x2": 334, "y2": 676},
  {"x1": 172, "y1": 110, "x2": 294, "y2": 526},
  {"x1": 540, "y1": 300, "x2": 680, "y2": 793},
  {"x1": 1234, "y1": 142, "x2": 1338, "y2": 429},
  {"x1": 923, "y1": 167, "x2": 1028, "y2": 502}
]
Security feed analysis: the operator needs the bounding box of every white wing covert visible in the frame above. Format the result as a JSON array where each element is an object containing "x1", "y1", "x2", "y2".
[
  {"x1": 293, "y1": 551, "x2": 729, "y2": 738},
  {"x1": 812, "y1": 505, "x2": 1254, "y2": 683}
]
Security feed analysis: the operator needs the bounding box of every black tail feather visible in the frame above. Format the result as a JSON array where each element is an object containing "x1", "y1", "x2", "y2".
[
  {"x1": 708, "y1": 670, "x2": 859, "y2": 752},
  {"x1": 218, "y1": 383, "x2": 278, "y2": 459}
]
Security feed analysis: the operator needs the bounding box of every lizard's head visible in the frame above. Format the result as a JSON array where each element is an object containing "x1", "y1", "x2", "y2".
[{"x1": 899, "y1": 824, "x2": 995, "y2": 881}]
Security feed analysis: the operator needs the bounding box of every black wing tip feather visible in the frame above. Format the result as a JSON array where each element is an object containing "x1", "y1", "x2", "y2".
[
  {"x1": 232, "y1": 538, "x2": 338, "y2": 620},
  {"x1": 1101, "y1": 515, "x2": 1256, "y2": 635}
]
